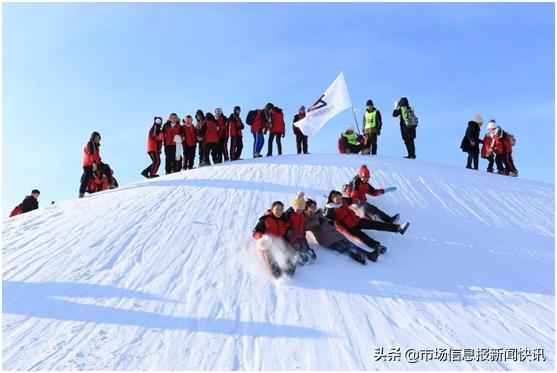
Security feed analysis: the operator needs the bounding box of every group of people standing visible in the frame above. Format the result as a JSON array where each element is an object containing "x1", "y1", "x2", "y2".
[
  {"x1": 253, "y1": 164, "x2": 410, "y2": 278},
  {"x1": 460, "y1": 115, "x2": 518, "y2": 176},
  {"x1": 339, "y1": 97, "x2": 418, "y2": 159}
]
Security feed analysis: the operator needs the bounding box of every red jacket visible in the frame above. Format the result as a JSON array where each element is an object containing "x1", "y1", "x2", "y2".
[
  {"x1": 82, "y1": 141, "x2": 101, "y2": 167},
  {"x1": 162, "y1": 122, "x2": 182, "y2": 146},
  {"x1": 490, "y1": 135, "x2": 505, "y2": 155},
  {"x1": 349, "y1": 177, "x2": 385, "y2": 202},
  {"x1": 181, "y1": 124, "x2": 197, "y2": 147},
  {"x1": 285, "y1": 207, "x2": 306, "y2": 242},
  {"x1": 229, "y1": 114, "x2": 244, "y2": 137},
  {"x1": 326, "y1": 197, "x2": 361, "y2": 230},
  {"x1": 203, "y1": 120, "x2": 220, "y2": 144},
  {"x1": 216, "y1": 115, "x2": 228, "y2": 139},
  {"x1": 270, "y1": 109, "x2": 285, "y2": 135},
  {"x1": 147, "y1": 123, "x2": 164, "y2": 153},
  {"x1": 253, "y1": 210, "x2": 290, "y2": 240},
  {"x1": 481, "y1": 135, "x2": 493, "y2": 158},
  {"x1": 251, "y1": 110, "x2": 271, "y2": 133}
]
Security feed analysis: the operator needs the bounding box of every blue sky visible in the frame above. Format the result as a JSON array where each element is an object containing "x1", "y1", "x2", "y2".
[{"x1": 3, "y1": 2, "x2": 555, "y2": 216}]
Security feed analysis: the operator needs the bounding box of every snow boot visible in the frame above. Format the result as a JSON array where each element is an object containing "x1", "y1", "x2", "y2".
[
  {"x1": 366, "y1": 249, "x2": 379, "y2": 262},
  {"x1": 78, "y1": 193, "x2": 85, "y2": 198},
  {"x1": 398, "y1": 222, "x2": 410, "y2": 235},
  {"x1": 308, "y1": 248, "x2": 317, "y2": 261},
  {"x1": 349, "y1": 251, "x2": 367, "y2": 265},
  {"x1": 509, "y1": 171, "x2": 518, "y2": 177},
  {"x1": 377, "y1": 245, "x2": 387, "y2": 254},
  {"x1": 390, "y1": 213, "x2": 400, "y2": 224},
  {"x1": 141, "y1": 170, "x2": 150, "y2": 179},
  {"x1": 271, "y1": 262, "x2": 282, "y2": 278}
]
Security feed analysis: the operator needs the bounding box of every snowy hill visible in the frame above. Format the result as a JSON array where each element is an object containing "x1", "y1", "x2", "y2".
[{"x1": 2, "y1": 154, "x2": 554, "y2": 370}]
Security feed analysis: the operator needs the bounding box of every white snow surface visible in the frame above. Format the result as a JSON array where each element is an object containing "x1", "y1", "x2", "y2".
[{"x1": 2, "y1": 154, "x2": 555, "y2": 370}]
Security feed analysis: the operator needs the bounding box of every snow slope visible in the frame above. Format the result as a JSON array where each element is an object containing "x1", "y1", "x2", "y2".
[{"x1": 2, "y1": 154, "x2": 555, "y2": 370}]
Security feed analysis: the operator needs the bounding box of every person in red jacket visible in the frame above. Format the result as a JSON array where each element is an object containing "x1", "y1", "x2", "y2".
[
  {"x1": 293, "y1": 105, "x2": 308, "y2": 154},
  {"x1": 253, "y1": 201, "x2": 296, "y2": 278},
  {"x1": 162, "y1": 113, "x2": 182, "y2": 174},
  {"x1": 489, "y1": 122, "x2": 518, "y2": 177},
  {"x1": 10, "y1": 189, "x2": 40, "y2": 217},
  {"x1": 284, "y1": 191, "x2": 316, "y2": 265},
  {"x1": 251, "y1": 103, "x2": 273, "y2": 158},
  {"x1": 215, "y1": 107, "x2": 229, "y2": 163},
  {"x1": 195, "y1": 110, "x2": 205, "y2": 167},
  {"x1": 325, "y1": 190, "x2": 410, "y2": 258},
  {"x1": 347, "y1": 165, "x2": 400, "y2": 224},
  {"x1": 484, "y1": 120, "x2": 505, "y2": 174},
  {"x1": 267, "y1": 106, "x2": 285, "y2": 156},
  {"x1": 141, "y1": 116, "x2": 164, "y2": 178},
  {"x1": 228, "y1": 106, "x2": 244, "y2": 161},
  {"x1": 201, "y1": 112, "x2": 220, "y2": 166},
  {"x1": 181, "y1": 115, "x2": 197, "y2": 170},
  {"x1": 79, "y1": 131, "x2": 115, "y2": 198}
]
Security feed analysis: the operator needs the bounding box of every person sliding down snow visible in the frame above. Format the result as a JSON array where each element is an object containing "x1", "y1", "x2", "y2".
[
  {"x1": 253, "y1": 201, "x2": 297, "y2": 278},
  {"x1": 304, "y1": 199, "x2": 373, "y2": 265},
  {"x1": 347, "y1": 165, "x2": 400, "y2": 224},
  {"x1": 325, "y1": 190, "x2": 410, "y2": 257},
  {"x1": 9, "y1": 189, "x2": 40, "y2": 217},
  {"x1": 285, "y1": 192, "x2": 316, "y2": 265}
]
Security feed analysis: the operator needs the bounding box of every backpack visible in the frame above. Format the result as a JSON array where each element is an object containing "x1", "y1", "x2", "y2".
[
  {"x1": 246, "y1": 110, "x2": 259, "y2": 126},
  {"x1": 506, "y1": 132, "x2": 516, "y2": 146},
  {"x1": 404, "y1": 107, "x2": 419, "y2": 128}
]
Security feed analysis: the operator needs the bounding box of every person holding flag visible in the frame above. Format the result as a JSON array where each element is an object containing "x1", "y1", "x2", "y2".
[{"x1": 292, "y1": 105, "x2": 309, "y2": 154}]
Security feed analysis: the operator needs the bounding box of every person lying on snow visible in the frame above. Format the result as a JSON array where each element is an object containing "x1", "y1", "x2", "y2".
[
  {"x1": 79, "y1": 131, "x2": 116, "y2": 198},
  {"x1": 284, "y1": 191, "x2": 316, "y2": 265},
  {"x1": 346, "y1": 164, "x2": 400, "y2": 224},
  {"x1": 253, "y1": 201, "x2": 297, "y2": 278},
  {"x1": 325, "y1": 190, "x2": 410, "y2": 256},
  {"x1": 87, "y1": 166, "x2": 118, "y2": 194},
  {"x1": 338, "y1": 125, "x2": 366, "y2": 154},
  {"x1": 304, "y1": 198, "x2": 374, "y2": 264},
  {"x1": 9, "y1": 189, "x2": 40, "y2": 217}
]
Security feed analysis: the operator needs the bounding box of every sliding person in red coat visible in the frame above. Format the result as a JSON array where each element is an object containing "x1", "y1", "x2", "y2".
[{"x1": 10, "y1": 189, "x2": 40, "y2": 217}]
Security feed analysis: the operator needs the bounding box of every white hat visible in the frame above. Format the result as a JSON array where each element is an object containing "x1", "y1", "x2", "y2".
[
  {"x1": 487, "y1": 120, "x2": 497, "y2": 131},
  {"x1": 475, "y1": 113, "x2": 484, "y2": 125},
  {"x1": 346, "y1": 125, "x2": 355, "y2": 132}
]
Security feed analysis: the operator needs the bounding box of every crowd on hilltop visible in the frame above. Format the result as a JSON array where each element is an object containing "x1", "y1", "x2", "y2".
[{"x1": 8, "y1": 96, "x2": 519, "y2": 216}]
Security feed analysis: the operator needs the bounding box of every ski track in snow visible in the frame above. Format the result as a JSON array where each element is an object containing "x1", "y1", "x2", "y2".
[{"x1": 2, "y1": 154, "x2": 555, "y2": 370}]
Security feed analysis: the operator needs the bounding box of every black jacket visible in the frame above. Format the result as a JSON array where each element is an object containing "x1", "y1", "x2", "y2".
[
  {"x1": 460, "y1": 121, "x2": 483, "y2": 152},
  {"x1": 19, "y1": 195, "x2": 39, "y2": 213},
  {"x1": 392, "y1": 107, "x2": 416, "y2": 140}
]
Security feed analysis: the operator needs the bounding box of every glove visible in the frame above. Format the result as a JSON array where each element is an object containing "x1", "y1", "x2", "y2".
[
  {"x1": 282, "y1": 133, "x2": 285, "y2": 138},
  {"x1": 92, "y1": 163, "x2": 97, "y2": 171},
  {"x1": 394, "y1": 100, "x2": 399, "y2": 110},
  {"x1": 385, "y1": 186, "x2": 397, "y2": 193}
]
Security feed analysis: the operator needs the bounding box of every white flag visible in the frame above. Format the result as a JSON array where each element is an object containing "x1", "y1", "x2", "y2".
[{"x1": 294, "y1": 71, "x2": 352, "y2": 136}]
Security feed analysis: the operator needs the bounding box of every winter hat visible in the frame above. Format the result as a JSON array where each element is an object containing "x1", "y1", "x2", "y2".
[
  {"x1": 474, "y1": 113, "x2": 484, "y2": 125},
  {"x1": 358, "y1": 164, "x2": 370, "y2": 179},
  {"x1": 487, "y1": 120, "x2": 497, "y2": 131},
  {"x1": 291, "y1": 191, "x2": 306, "y2": 210},
  {"x1": 366, "y1": 99, "x2": 374, "y2": 107},
  {"x1": 154, "y1": 116, "x2": 162, "y2": 125}
]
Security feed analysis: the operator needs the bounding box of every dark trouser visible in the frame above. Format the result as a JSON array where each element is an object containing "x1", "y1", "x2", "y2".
[
  {"x1": 404, "y1": 138, "x2": 416, "y2": 157},
  {"x1": 353, "y1": 219, "x2": 399, "y2": 233},
  {"x1": 330, "y1": 239, "x2": 374, "y2": 259},
  {"x1": 347, "y1": 143, "x2": 365, "y2": 154},
  {"x1": 267, "y1": 133, "x2": 283, "y2": 156},
  {"x1": 218, "y1": 137, "x2": 229, "y2": 162},
  {"x1": 466, "y1": 150, "x2": 479, "y2": 170},
  {"x1": 142, "y1": 151, "x2": 161, "y2": 177},
  {"x1": 357, "y1": 201, "x2": 392, "y2": 223},
  {"x1": 296, "y1": 133, "x2": 308, "y2": 154},
  {"x1": 198, "y1": 140, "x2": 205, "y2": 166},
  {"x1": 79, "y1": 163, "x2": 113, "y2": 195},
  {"x1": 503, "y1": 152, "x2": 517, "y2": 174},
  {"x1": 495, "y1": 154, "x2": 505, "y2": 173},
  {"x1": 164, "y1": 145, "x2": 178, "y2": 174},
  {"x1": 230, "y1": 136, "x2": 243, "y2": 160},
  {"x1": 182, "y1": 145, "x2": 196, "y2": 170},
  {"x1": 204, "y1": 142, "x2": 219, "y2": 164},
  {"x1": 365, "y1": 133, "x2": 378, "y2": 155},
  {"x1": 344, "y1": 226, "x2": 381, "y2": 250}
]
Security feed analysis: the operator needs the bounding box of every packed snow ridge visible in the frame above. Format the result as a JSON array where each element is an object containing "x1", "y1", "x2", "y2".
[{"x1": 3, "y1": 154, "x2": 554, "y2": 370}]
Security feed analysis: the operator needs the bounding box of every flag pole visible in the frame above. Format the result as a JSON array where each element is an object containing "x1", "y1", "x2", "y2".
[{"x1": 351, "y1": 107, "x2": 361, "y2": 134}]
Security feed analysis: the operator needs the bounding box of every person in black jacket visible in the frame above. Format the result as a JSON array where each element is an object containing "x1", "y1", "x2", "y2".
[
  {"x1": 460, "y1": 114, "x2": 484, "y2": 170},
  {"x1": 392, "y1": 97, "x2": 417, "y2": 159},
  {"x1": 9, "y1": 189, "x2": 40, "y2": 217},
  {"x1": 293, "y1": 105, "x2": 309, "y2": 154},
  {"x1": 362, "y1": 99, "x2": 382, "y2": 155}
]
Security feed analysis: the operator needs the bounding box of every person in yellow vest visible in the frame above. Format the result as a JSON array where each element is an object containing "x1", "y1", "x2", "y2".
[
  {"x1": 339, "y1": 125, "x2": 365, "y2": 154},
  {"x1": 362, "y1": 99, "x2": 382, "y2": 155},
  {"x1": 392, "y1": 97, "x2": 417, "y2": 159}
]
